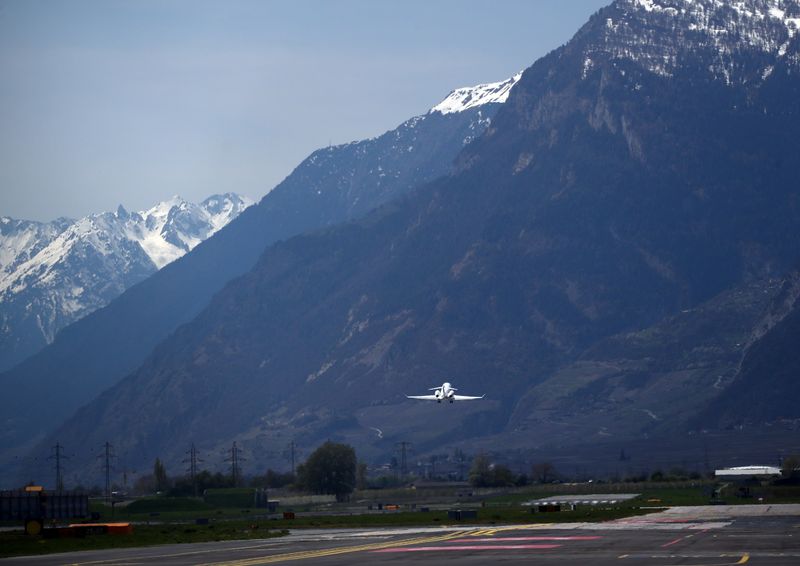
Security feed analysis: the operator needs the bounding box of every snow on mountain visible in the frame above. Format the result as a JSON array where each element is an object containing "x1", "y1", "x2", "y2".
[
  {"x1": 429, "y1": 73, "x2": 522, "y2": 115},
  {"x1": 296, "y1": 79, "x2": 517, "y2": 223},
  {"x1": 0, "y1": 193, "x2": 252, "y2": 370},
  {"x1": 126, "y1": 193, "x2": 253, "y2": 269},
  {"x1": 1, "y1": 193, "x2": 252, "y2": 295},
  {"x1": 0, "y1": 217, "x2": 73, "y2": 276},
  {"x1": 584, "y1": 0, "x2": 800, "y2": 82}
]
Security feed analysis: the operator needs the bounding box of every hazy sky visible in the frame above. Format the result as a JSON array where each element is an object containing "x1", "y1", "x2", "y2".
[{"x1": 0, "y1": 0, "x2": 609, "y2": 221}]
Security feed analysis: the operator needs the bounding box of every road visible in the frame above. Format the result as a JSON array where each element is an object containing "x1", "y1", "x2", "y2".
[{"x1": 2, "y1": 504, "x2": 800, "y2": 565}]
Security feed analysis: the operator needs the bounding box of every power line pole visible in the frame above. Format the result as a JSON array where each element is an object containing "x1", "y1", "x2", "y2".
[
  {"x1": 48, "y1": 443, "x2": 68, "y2": 492},
  {"x1": 183, "y1": 443, "x2": 203, "y2": 497},
  {"x1": 225, "y1": 442, "x2": 245, "y2": 486},
  {"x1": 396, "y1": 441, "x2": 411, "y2": 477},
  {"x1": 100, "y1": 442, "x2": 115, "y2": 503},
  {"x1": 454, "y1": 449, "x2": 466, "y2": 481}
]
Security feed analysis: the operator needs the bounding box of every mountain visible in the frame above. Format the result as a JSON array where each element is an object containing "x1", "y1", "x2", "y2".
[
  {"x1": 697, "y1": 268, "x2": 800, "y2": 427},
  {"x1": 35, "y1": 0, "x2": 800, "y2": 483},
  {"x1": 0, "y1": 75, "x2": 520, "y2": 485},
  {"x1": 0, "y1": 217, "x2": 74, "y2": 276},
  {"x1": 0, "y1": 194, "x2": 252, "y2": 372}
]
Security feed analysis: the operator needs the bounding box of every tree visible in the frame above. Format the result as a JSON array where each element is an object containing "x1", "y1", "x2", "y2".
[
  {"x1": 490, "y1": 464, "x2": 516, "y2": 487},
  {"x1": 249, "y1": 469, "x2": 295, "y2": 489},
  {"x1": 531, "y1": 462, "x2": 556, "y2": 484},
  {"x1": 169, "y1": 470, "x2": 233, "y2": 496},
  {"x1": 266, "y1": 469, "x2": 295, "y2": 488},
  {"x1": 468, "y1": 453, "x2": 492, "y2": 487},
  {"x1": 133, "y1": 474, "x2": 157, "y2": 495},
  {"x1": 468, "y1": 454, "x2": 516, "y2": 487},
  {"x1": 782, "y1": 455, "x2": 800, "y2": 481},
  {"x1": 296, "y1": 441, "x2": 357, "y2": 500},
  {"x1": 153, "y1": 458, "x2": 168, "y2": 492},
  {"x1": 356, "y1": 462, "x2": 368, "y2": 490}
]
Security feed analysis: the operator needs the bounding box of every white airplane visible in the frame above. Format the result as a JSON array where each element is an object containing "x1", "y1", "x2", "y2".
[{"x1": 406, "y1": 382, "x2": 485, "y2": 404}]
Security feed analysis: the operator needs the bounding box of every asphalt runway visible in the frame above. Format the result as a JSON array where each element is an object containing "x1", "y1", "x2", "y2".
[{"x1": 3, "y1": 504, "x2": 800, "y2": 565}]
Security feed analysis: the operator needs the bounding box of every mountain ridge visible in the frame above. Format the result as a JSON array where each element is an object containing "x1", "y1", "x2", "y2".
[
  {"x1": 0, "y1": 76, "x2": 519, "y2": 486},
  {"x1": 34, "y1": 0, "x2": 800, "y2": 482},
  {"x1": 0, "y1": 193, "x2": 252, "y2": 371}
]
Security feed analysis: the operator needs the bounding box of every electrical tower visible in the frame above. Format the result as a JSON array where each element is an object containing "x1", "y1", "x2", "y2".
[
  {"x1": 183, "y1": 443, "x2": 203, "y2": 497},
  {"x1": 225, "y1": 442, "x2": 245, "y2": 486},
  {"x1": 396, "y1": 441, "x2": 412, "y2": 477},
  {"x1": 48, "y1": 443, "x2": 68, "y2": 492},
  {"x1": 99, "y1": 442, "x2": 115, "y2": 503},
  {"x1": 453, "y1": 448, "x2": 467, "y2": 480}
]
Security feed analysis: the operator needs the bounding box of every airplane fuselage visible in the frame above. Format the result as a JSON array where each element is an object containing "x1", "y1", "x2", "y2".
[
  {"x1": 437, "y1": 382, "x2": 455, "y2": 403},
  {"x1": 406, "y1": 381, "x2": 483, "y2": 403}
]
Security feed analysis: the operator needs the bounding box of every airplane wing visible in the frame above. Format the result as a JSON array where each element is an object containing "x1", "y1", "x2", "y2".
[
  {"x1": 406, "y1": 395, "x2": 439, "y2": 401},
  {"x1": 452, "y1": 394, "x2": 485, "y2": 401}
]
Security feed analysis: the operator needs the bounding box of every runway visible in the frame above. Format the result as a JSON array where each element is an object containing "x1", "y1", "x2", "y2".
[{"x1": 3, "y1": 504, "x2": 800, "y2": 565}]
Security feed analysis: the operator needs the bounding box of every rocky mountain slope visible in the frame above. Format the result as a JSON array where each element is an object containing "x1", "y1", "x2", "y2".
[
  {"x1": 698, "y1": 268, "x2": 800, "y2": 427},
  {"x1": 36, "y1": 0, "x2": 800, "y2": 483},
  {"x1": 0, "y1": 75, "x2": 520, "y2": 485},
  {"x1": 0, "y1": 194, "x2": 251, "y2": 372}
]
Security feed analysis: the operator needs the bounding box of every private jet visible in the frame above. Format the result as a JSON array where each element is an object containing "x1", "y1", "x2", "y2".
[{"x1": 406, "y1": 382, "x2": 484, "y2": 403}]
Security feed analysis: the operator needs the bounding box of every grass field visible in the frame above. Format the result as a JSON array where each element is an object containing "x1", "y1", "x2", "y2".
[{"x1": 0, "y1": 521, "x2": 287, "y2": 559}]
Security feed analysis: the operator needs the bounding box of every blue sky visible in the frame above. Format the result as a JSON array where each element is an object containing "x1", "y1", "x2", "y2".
[{"x1": 0, "y1": 0, "x2": 609, "y2": 221}]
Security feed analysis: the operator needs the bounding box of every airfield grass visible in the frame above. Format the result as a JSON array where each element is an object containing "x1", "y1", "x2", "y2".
[{"x1": 0, "y1": 520, "x2": 287, "y2": 559}]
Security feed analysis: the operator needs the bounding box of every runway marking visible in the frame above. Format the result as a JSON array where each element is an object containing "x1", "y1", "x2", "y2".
[
  {"x1": 469, "y1": 523, "x2": 553, "y2": 533},
  {"x1": 616, "y1": 553, "x2": 749, "y2": 565},
  {"x1": 449, "y1": 536, "x2": 603, "y2": 542},
  {"x1": 661, "y1": 529, "x2": 708, "y2": 548},
  {"x1": 196, "y1": 529, "x2": 479, "y2": 565},
  {"x1": 372, "y1": 544, "x2": 562, "y2": 552},
  {"x1": 70, "y1": 542, "x2": 288, "y2": 565}
]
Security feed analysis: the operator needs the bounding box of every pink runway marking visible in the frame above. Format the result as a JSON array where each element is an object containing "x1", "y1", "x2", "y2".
[
  {"x1": 661, "y1": 529, "x2": 706, "y2": 548},
  {"x1": 372, "y1": 544, "x2": 562, "y2": 553},
  {"x1": 448, "y1": 536, "x2": 602, "y2": 543}
]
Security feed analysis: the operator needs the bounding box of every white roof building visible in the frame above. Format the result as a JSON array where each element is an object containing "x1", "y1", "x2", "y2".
[{"x1": 714, "y1": 465, "x2": 782, "y2": 477}]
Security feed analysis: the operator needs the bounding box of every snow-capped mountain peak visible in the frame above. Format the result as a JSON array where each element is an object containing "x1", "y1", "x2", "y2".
[
  {"x1": 583, "y1": 0, "x2": 800, "y2": 83},
  {"x1": 0, "y1": 193, "x2": 252, "y2": 370},
  {"x1": 429, "y1": 73, "x2": 522, "y2": 115},
  {"x1": 131, "y1": 193, "x2": 253, "y2": 269}
]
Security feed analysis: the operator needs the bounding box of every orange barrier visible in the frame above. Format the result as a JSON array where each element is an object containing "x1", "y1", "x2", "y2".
[{"x1": 68, "y1": 522, "x2": 134, "y2": 535}]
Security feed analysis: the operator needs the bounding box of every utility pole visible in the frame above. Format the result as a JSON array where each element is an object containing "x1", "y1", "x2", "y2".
[
  {"x1": 455, "y1": 449, "x2": 466, "y2": 481},
  {"x1": 48, "y1": 443, "x2": 68, "y2": 492},
  {"x1": 100, "y1": 442, "x2": 114, "y2": 503},
  {"x1": 183, "y1": 443, "x2": 203, "y2": 497},
  {"x1": 396, "y1": 442, "x2": 412, "y2": 477},
  {"x1": 225, "y1": 442, "x2": 245, "y2": 486}
]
